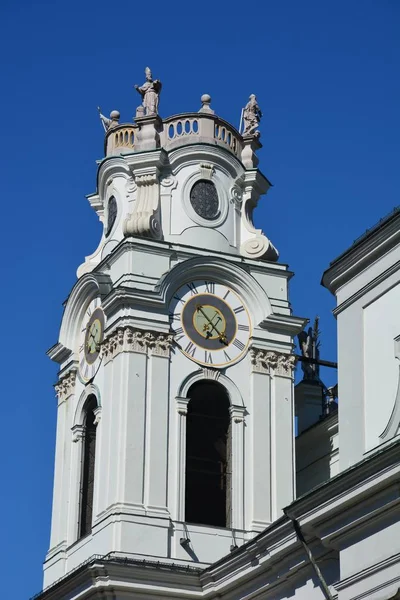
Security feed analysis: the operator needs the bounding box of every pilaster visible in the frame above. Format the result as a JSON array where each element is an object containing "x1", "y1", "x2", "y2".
[{"x1": 248, "y1": 349, "x2": 297, "y2": 529}]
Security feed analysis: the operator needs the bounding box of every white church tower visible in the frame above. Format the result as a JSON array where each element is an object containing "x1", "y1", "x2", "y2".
[{"x1": 44, "y1": 69, "x2": 306, "y2": 591}]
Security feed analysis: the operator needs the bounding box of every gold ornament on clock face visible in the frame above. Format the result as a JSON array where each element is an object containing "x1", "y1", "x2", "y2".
[
  {"x1": 78, "y1": 298, "x2": 105, "y2": 382},
  {"x1": 169, "y1": 281, "x2": 251, "y2": 367}
]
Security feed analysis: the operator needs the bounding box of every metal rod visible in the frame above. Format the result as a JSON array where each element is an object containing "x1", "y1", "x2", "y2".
[{"x1": 295, "y1": 355, "x2": 337, "y2": 369}]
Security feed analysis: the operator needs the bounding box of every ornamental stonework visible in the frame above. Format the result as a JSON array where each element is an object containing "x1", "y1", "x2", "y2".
[
  {"x1": 102, "y1": 327, "x2": 173, "y2": 364},
  {"x1": 55, "y1": 370, "x2": 76, "y2": 402},
  {"x1": 250, "y1": 349, "x2": 297, "y2": 376}
]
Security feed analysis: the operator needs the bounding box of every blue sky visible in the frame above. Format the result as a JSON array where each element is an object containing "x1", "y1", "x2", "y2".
[{"x1": 0, "y1": 1, "x2": 399, "y2": 597}]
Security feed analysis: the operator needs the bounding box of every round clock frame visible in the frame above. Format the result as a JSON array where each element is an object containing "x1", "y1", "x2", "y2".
[
  {"x1": 78, "y1": 298, "x2": 105, "y2": 383},
  {"x1": 169, "y1": 281, "x2": 251, "y2": 367}
]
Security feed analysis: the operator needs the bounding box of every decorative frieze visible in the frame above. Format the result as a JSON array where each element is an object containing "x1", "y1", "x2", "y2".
[
  {"x1": 102, "y1": 327, "x2": 174, "y2": 364},
  {"x1": 55, "y1": 370, "x2": 76, "y2": 402},
  {"x1": 250, "y1": 349, "x2": 297, "y2": 377}
]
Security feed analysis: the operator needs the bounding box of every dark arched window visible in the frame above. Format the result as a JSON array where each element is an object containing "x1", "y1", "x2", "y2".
[
  {"x1": 79, "y1": 395, "x2": 97, "y2": 538},
  {"x1": 105, "y1": 196, "x2": 117, "y2": 237},
  {"x1": 185, "y1": 381, "x2": 231, "y2": 527}
]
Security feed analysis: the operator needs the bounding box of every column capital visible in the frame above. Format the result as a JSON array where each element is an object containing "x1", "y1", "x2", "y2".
[
  {"x1": 230, "y1": 404, "x2": 246, "y2": 424},
  {"x1": 250, "y1": 348, "x2": 297, "y2": 377},
  {"x1": 175, "y1": 396, "x2": 189, "y2": 416},
  {"x1": 54, "y1": 370, "x2": 77, "y2": 403},
  {"x1": 102, "y1": 327, "x2": 173, "y2": 364}
]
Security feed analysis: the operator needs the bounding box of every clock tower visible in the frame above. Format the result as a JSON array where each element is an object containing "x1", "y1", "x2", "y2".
[{"x1": 44, "y1": 76, "x2": 306, "y2": 593}]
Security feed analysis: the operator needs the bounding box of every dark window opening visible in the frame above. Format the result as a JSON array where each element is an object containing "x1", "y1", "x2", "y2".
[
  {"x1": 105, "y1": 196, "x2": 117, "y2": 237},
  {"x1": 185, "y1": 381, "x2": 231, "y2": 527},
  {"x1": 79, "y1": 395, "x2": 97, "y2": 538},
  {"x1": 190, "y1": 180, "x2": 219, "y2": 220}
]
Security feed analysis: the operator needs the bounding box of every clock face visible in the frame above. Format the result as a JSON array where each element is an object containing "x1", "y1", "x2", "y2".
[
  {"x1": 169, "y1": 281, "x2": 251, "y2": 367},
  {"x1": 78, "y1": 298, "x2": 105, "y2": 382}
]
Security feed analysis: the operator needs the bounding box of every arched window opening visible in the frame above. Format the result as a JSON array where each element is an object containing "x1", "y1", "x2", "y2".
[
  {"x1": 79, "y1": 395, "x2": 97, "y2": 538},
  {"x1": 185, "y1": 381, "x2": 231, "y2": 528},
  {"x1": 105, "y1": 196, "x2": 117, "y2": 237}
]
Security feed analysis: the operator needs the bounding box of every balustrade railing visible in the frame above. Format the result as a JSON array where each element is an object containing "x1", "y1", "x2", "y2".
[
  {"x1": 104, "y1": 115, "x2": 242, "y2": 158},
  {"x1": 105, "y1": 124, "x2": 136, "y2": 156}
]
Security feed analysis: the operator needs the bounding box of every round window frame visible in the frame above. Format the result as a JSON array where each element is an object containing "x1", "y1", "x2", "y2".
[{"x1": 182, "y1": 171, "x2": 229, "y2": 228}]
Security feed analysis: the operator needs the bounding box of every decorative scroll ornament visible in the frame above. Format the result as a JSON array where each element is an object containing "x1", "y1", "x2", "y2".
[
  {"x1": 240, "y1": 184, "x2": 279, "y2": 261},
  {"x1": 123, "y1": 172, "x2": 162, "y2": 239},
  {"x1": 230, "y1": 185, "x2": 243, "y2": 207},
  {"x1": 250, "y1": 349, "x2": 297, "y2": 376},
  {"x1": 102, "y1": 327, "x2": 173, "y2": 364},
  {"x1": 55, "y1": 370, "x2": 76, "y2": 402},
  {"x1": 125, "y1": 175, "x2": 137, "y2": 198}
]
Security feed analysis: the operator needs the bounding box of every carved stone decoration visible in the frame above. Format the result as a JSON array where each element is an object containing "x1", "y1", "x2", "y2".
[
  {"x1": 250, "y1": 349, "x2": 297, "y2": 377},
  {"x1": 123, "y1": 172, "x2": 162, "y2": 239},
  {"x1": 230, "y1": 185, "x2": 243, "y2": 208},
  {"x1": 102, "y1": 327, "x2": 173, "y2": 364},
  {"x1": 239, "y1": 178, "x2": 279, "y2": 261},
  {"x1": 55, "y1": 370, "x2": 77, "y2": 402},
  {"x1": 202, "y1": 367, "x2": 221, "y2": 381},
  {"x1": 149, "y1": 333, "x2": 175, "y2": 357},
  {"x1": 198, "y1": 163, "x2": 214, "y2": 180},
  {"x1": 125, "y1": 175, "x2": 137, "y2": 199}
]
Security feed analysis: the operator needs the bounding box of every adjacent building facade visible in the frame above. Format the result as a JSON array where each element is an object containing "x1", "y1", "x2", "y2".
[{"x1": 34, "y1": 75, "x2": 400, "y2": 600}]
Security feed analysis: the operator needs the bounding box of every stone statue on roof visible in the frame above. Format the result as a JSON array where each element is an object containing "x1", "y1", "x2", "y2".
[
  {"x1": 298, "y1": 317, "x2": 321, "y2": 380},
  {"x1": 98, "y1": 108, "x2": 120, "y2": 131},
  {"x1": 242, "y1": 94, "x2": 262, "y2": 136},
  {"x1": 134, "y1": 67, "x2": 162, "y2": 116}
]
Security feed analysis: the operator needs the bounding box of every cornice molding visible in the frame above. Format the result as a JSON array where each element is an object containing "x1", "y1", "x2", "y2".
[
  {"x1": 250, "y1": 348, "x2": 297, "y2": 377},
  {"x1": 322, "y1": 212, "x2": 400, "y2": 295},
  {"x1": 102, "y1": 327, "x2": 174, "y2": 364}
]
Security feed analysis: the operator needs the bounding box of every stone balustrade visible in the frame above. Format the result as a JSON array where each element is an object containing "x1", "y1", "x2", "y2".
[
  {"x1": 105, "y1": 124, "x2": 136, "y2": 156},
  {"x1": 104, "y1": 113, "x2": 243, "y2": 159}
]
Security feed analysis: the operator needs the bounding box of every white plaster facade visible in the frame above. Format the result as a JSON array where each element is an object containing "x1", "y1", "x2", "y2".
[{"x1": 36, "y1": 95, "x2": 400, "y2": 600}]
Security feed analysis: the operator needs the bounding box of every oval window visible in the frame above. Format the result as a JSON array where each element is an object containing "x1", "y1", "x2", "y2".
[
  {"x1": 105, "y1": 196, "x2": 117, "y2": 237},
  {"x1": 190, "y1": 181, "x2": 219, "y2": 221}
]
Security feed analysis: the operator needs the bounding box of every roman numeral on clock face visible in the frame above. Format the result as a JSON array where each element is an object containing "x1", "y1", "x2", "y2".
[
  {"x1": 233, "y1": 305, "x2": 245, "y2": 314},
  {"x1": 185, "y1": 341, "x2": 196, "y2": 357},
  {"x1": 205, "y1": 351, "x2": 213, "y2": 364},
  {"x1": 238, "y1": 324, "x2": 249, "y2": 331},
  {"x1": 187, "y1": 282, "x2": 198, "y2": 295},
  {"x1": 175, "y1": 327, "x2": 185, "y2": 341},
  {"x1": 205, "y1": 281, "x2": 215, "y2": 294},
  {"x1": 233, "y1": 338, "x2": 245, "y2": 351}
]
